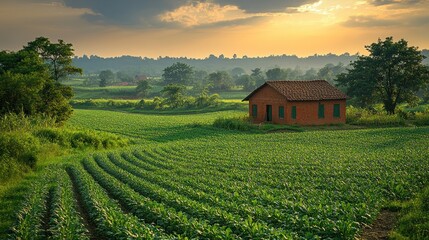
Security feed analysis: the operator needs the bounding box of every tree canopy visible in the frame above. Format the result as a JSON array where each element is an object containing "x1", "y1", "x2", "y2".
[
  {"x1": 24, "y1": 37, "x2": 82, "y2": 81},
  {"x1": 162, "y1": 62, "x2": 194, "y2": 85},
  {"x1": 336, "y1": 37, "x2": 429, "y2": 114},
  {"x1": 0, "y1": 37, "x2": 79, "y2": 124}
]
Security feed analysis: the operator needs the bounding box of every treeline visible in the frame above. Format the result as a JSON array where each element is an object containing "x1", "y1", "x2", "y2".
[
  {"x1": 83, "y1": 62, "x2": 347, "y2": 94},
  {"x1": 73, "y1": 52, "x2": 359, "y2": 76},
  {"x1": 73, "y1": 50, "x2": 429, "y2": 76}
]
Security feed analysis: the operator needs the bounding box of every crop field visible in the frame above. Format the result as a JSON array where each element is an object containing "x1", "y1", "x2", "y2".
[{"x1": 6, "y1": 109, "x2": 429, "y2": 239}]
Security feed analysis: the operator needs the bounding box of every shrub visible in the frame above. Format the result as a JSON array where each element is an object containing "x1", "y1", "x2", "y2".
[
  {"x1": 0, "y1": 132, "x2": 40, "y2": 171},
  {"x1": 0, "y1": 112, "x2": 57, "y2": 132},
  {"x1": 213, "y1": 116, "x2": 252, "y2": 131},
  {"x1": 413, "y1": 112, "x2": 429, "y2": 126}
]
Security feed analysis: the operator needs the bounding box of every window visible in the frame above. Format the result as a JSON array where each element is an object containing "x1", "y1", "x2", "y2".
[
  {"x1": 252, "y1": 104, "x2": 257, "y2": 118},
  {"x1": 279, "y1": 106, "x2": 284, "y2": 119},
  {"x1": 291, "y1": 106, "x2": 296, "y2": 119},
  {"x1": 318, "y1": 104, "x2": 325, "y2": 119},
  {"x1": 333, "y1": 104, "x2": 340, "y2": 118}
]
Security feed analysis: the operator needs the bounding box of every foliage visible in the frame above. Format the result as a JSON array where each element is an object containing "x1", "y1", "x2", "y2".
[
  {"x1": 391, "y1": 186, "x2": 429, "y2": 239},
  {"x1": 135, "y1": 80, "x2": 151, "y2": 97},
  {"x1": 98, "y1": 69, "x2": 114, "y2": 87},
  {"x1": 162, "y1": 62, "x2": 194, "y2": 85},
  {"x1": 266, "y1": 67, "x2": 288, "y2": 80},
  {"x1": 317, "y1": 63, "x2": 346, "y2": 84},
  {"x1": 236, "y1": 74, "x2": 257, "y2": 91},
  {"x1": 208, "y1": 71, "x2": 233, "y2": 91},
  {"x1": 3, "y1": 108, "x2": 429, "y2": 239},
  {"x1": 0, "y1": 113, "x2": 130, "y2": 183},
  {"x1": 213, "y1": 116, "x2": 304, "y2": 132},
  {"x1": 161, "y1": 84, "x2": 187, "y2": 108},
  {"x1": 0, "y1": 40, "x2": 75, "y2": 124},
  {"x1": 23, "y1": 36, "x2": 82, "y2": 81},
  {"x1": 336, "y1": 37, "x2": 429, "y2": 114},
  {"x1": 346, "y1": 105, "x2": 429, "y2": 126}
]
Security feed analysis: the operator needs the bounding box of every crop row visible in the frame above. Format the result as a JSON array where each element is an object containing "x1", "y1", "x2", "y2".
[{"x1": 11, "y1": 167, "x2": 88, "y2": 240}]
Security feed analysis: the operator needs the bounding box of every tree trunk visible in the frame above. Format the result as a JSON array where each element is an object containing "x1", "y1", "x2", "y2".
[{"x1": 384, "y1": 99, "x2": 396, "y2": 114}]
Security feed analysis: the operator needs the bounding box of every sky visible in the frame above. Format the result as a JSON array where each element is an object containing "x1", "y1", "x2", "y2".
[{"x1": 1, "y1": 0, "x2": 429, "y2": 58}]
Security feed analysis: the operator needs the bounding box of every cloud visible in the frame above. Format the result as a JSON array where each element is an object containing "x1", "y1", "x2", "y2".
[
  {"x1": 60, "y1": 0, "x2": 320, "y2": 28},
  {"x1": 342, "y1": 15, "x2": 400, "y2": 27},
  {"x1": 370, "y1": 0, "x2": 427, "y2": 6},
  {"x1": 159, "y1": 2, "x2": 248, "y2": 27},
  {"x1": 62, "y1": 0, "x2": 188, "y2": 27},
  {"x1": 215, "y1": 0, "x2": 318, "y2": 13}
]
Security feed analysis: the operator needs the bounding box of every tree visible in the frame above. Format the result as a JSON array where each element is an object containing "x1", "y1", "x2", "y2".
[
  {"x1": 0, "y1": 49, "x2": 73, "y2": 123},
  {"x1": 336, "y1": 37, "x2": 429, "y2": 114},
  {"x1": 318, "y1": 63, "x2": 346, "y2": 84},
  {"x1": 135, "y1": 80, "x2": 151, "y2": 98},
  {"x1": 208, "y1": 71, "x2": 233, "y2": 91},
  {"x1": 266, "y1": 67, "x2": 287, "y2": 80},
  {"x1": 251, "y1": 68, "x2": 265, "y2": 87},
  {"x1": 99, "y1": 70, "x2": 115, "y2": 87},
  {"x1": 162, "y1": 62, "x2": 194, "y2": 85},
  {"x1": 23, "y1": 37, "x2": 82, "y2": 81},
  {"x1": 236, "y1": 74, "x2": 256, "y2": 91},
  {"x1": 161, "y1": 84, "x2": 187, "y2": 108}
]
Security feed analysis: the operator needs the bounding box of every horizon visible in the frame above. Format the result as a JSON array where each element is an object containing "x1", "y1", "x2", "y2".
[{"x1": 2, "y1": 0, "x2": 429, "y2": 58}]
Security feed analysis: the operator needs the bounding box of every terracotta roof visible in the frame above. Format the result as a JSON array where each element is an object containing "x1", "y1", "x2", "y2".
[{"x1": 243, "y1": 80, "x2": 348, "y2": 101}]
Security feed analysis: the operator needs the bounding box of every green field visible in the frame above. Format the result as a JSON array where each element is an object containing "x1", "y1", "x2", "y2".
[{"x1": 1, "y1": 108, "x2": 428, "y2": 239}]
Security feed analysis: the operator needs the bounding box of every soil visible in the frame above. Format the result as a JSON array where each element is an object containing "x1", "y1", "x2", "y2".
[{"x1": 358, "y1": 209, "x2": 400, "y2": 240}]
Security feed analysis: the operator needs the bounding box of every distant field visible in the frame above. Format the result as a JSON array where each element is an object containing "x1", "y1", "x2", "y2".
[
  {"x1": 218, "y1": 91, "x2": 248, "y2": 99},
  {"x1": 3, "y1": 109, "x2": 429, "y2": 239},
  {"x1": 72, "y1": 86, "x2": 139, "y2": 99}
]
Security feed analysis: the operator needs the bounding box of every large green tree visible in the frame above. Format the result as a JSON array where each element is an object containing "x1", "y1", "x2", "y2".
[
  {"x1": 0, "y1": 49, "x2": 73, "y2": 123},
  {"x1": 162, "y1": 62, "x2": 194, "y2": 85},
  {"x1": 23, "y1": 37, "x2": 82, "y2": 81},
  {"x1": 161, "y1": 84, "x2": 187, "y2": 108},
  {"x1": 99, "y1": 69, "x2": 115, "y2": 87},
  {"x1": 336, "y1": 37, "x2": 429, "y2": 114},
  {"x1": 208, "y1": 71, "x2": 233, "y2": 91}
]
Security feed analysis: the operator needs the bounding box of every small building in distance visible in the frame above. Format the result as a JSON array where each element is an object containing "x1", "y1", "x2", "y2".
[{"x1": 242, "y1": 80, "x2": 347, "y2": 125}]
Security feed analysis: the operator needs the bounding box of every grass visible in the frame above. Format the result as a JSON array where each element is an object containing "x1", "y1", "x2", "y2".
[
  {"x1": 72, "y1": 86, "x2": 138, "y2": 99},
  {"x1": 390, "y1": 186, "x2": 429, "y2": 239}
]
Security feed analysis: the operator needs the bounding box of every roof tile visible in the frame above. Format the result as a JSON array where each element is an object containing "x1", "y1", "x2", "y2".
[{"x1": 243, "y1": 80, "x2": 347, "y2": 101}]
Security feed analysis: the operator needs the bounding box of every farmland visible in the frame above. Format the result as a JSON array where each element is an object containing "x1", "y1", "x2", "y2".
[{"x1": 1, "y1": 108, "x2": 428, "y2": 239}]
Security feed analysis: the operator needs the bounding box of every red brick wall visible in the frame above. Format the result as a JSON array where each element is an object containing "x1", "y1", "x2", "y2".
[{"x1": 248, "y1": 85, "x2": 346, "y2": 125}]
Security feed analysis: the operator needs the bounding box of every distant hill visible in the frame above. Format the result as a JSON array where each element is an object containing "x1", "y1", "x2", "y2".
[
  {"x1": 73, "y1": 50, "x2": 429, "y2": 76},
  {"x1": 72, "y1": 53, "x2": 358, "y2": 76}
]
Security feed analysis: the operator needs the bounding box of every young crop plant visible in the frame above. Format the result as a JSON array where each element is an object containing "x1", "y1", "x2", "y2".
[
  {"x1": 11, "y1": 178, "x2": 50, "y2": 239},
  {"x1": 48, "y1": 168, "x2": 89, "y2": 240},
  {"x1": 82, "y1": 156, "x2": 242, "y2": 239},
  {"x1": 66, "y1": 163, "x2": 171, "y2": 239}
]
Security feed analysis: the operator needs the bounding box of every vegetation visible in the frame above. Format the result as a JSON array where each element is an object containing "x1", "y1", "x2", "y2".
[
  {"x1": 0, "y1": 113, "x2": 129, "y2": 183},
  {"x1": 391, "y1": 186, "x2": 429, "y2": 239},
  {"x1": 337, "y1": 37, "x2": 429, "y2": 114},
  {"x1": 2, "y1": 108, "x2": 428, "y2": 238},
  {"x1": 0, "y1": 37, "x2": 81, "y2": 124},
  {"x1": 24, "y1": 37, "x2": 82, "y2": 82}
]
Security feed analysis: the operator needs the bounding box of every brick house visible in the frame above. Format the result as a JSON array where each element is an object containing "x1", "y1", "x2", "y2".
[{"x1": 243, "y1": 80, "x2": 348, "y2": 125}]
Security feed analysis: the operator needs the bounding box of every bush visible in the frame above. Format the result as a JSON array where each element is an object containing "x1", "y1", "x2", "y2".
[
  {"x1": 346, "y1": 106, "x2": 406, "y2": 126},
  {"x1": 413, "y1": 112, "x2": 429, "y2": 126},
  {"x1": 213, "y1": 116, "x2": 253, "y2": 131},
  {"x1": 0, "y1": 132, "x2": 40, "y2": 178},
  {"x1": 0, "y1": 112, "x2": 57, "y2": 132}
]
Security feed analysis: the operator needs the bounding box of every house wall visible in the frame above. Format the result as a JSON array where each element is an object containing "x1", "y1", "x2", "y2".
[
  {"x1": 248, "y1": 86, "x2": 346, "y2": 125},
  {"x1": 248, "y1": 85, "x2": 287, "y2": 124}
]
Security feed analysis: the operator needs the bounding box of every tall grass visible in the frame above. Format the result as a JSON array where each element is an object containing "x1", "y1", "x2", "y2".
[{"x1": 0, "y1": 113, "x2": 130, "y2": 183}]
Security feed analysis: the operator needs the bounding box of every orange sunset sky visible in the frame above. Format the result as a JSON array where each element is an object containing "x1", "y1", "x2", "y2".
[{"x1": 1, "y1": 0, "x2": 429, "y2": 58}]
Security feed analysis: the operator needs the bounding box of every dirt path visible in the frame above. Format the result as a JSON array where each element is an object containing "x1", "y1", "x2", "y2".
[{"x1": 358, "y1": 210, "x2": 399, "y2": 240}]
